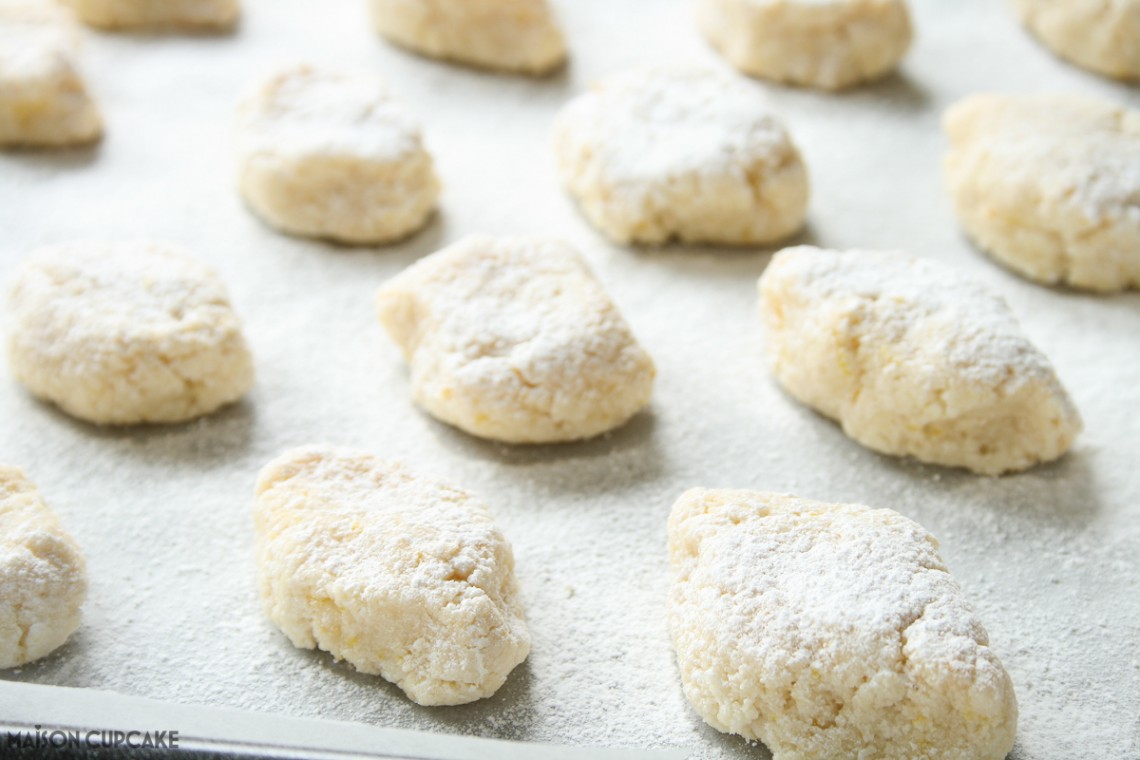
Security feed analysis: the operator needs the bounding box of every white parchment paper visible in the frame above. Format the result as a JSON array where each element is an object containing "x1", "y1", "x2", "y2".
[{"x1": 2, "y1": 1, "x2": 1138, "y2": 758}]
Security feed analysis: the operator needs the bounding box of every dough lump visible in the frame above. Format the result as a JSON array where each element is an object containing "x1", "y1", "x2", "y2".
[
  {"x1": 376, "y1": 235, "x2": 656, "y2": 443},
  {"x1": 1012, "y1": 0, "x2": 1140, "y2": 80},
  {"x1": 0, "y1": 0, "x2": 102, "y2": 147},
  {"x1": 944, "y1": 93, "x2": 1140, "y2": 292},
  {"x1": 61, "y1": 0, "x2": 239, "y2": 29},
  {"x1": 553, "y1": 67, "x2": 809, "y2": 246},
  {"x1": 7, "y1": 241, "x2": 254, "y2": 425},
  {"x1": 0, "y1": 466, "x2": 87, "y2": 669},
  {"x1": 697, "y1": 0, "x2": 913, "y2": 90},
  {"x1": 758, "y1": 246, "x2": 1082, "y2": 475},
  {"x1": 369, "y1": 0, "x2": 566, "y2": 75},
  {"x1": 668, "y1": 488, "x2": 1018, "y2": 760},
  {"x1": 253, "y1": 445, "x2": 530, "y2": 706},
  {"x1": 236, "y1": 64, "x2": 439, "y2": 245}
]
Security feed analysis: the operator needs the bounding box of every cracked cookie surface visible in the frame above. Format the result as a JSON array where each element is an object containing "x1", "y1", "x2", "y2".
[
  {"x1": 552, "y1": 67, "x2": 809, "y2": 246},
  {"x1": 758, "y1": 246, "x2": 1081, "y2": 474},
  {"x1": 7, "y1": 240, "x2": 254, "y2": 424},
  {"x1": 253, "y1": 445, "x2": 530, "y2": 706},
  {"x1": 376, "y1": 235, "x2": 655, "y2": 443},
  {"x1": 0, "y1": 466, "x2": 86, "y2": 669},
  {"x1": 944, "y1": 93, "x2": 1140, "y2": 291},
  {"x1": 236, "y1": 64, "x2": 439, "y2": 245},
  {"x1": 668, "y1": 488, "x2": 1018, "y2": 760}
]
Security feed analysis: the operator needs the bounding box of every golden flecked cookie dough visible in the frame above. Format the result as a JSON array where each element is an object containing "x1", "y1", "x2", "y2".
[
  {"x1": 553, "y1": 67, "x2": 809, "y2": 246},
  {"x1": 7, "y1": 241, "x2": 255, "y2": 425},
  {"x1": 0, "y1": 466, "x2": 87, "y2": 669},
  {"x1": 61, "y1": 0, "x2": 239, "y2": 29},
  {"x1": 369, "y1": 0, "x2": 566, "y2": 75},
  {"x1": 669, "y1": 488, "x2": 1018, "y2": 760},
  {"x1": 758, "y1": 246, "x2": 1082, "y2": 475},
  {"x1": 0, "y1": 0, "x2": 102, "y2": 147},
  {"x1": 1012, "y1": 0, "x2": 1140, "y2": 80},
  {"x1": 376, "y1": 235, "x2": 656, "y2": 443},
  {"x1": 697, "y1": 0, "x2": 913, "y2": 90},
  {"x1": 944, "y1": 93, "x2": 1140, "y2": 292},
  {"x1": 236, "y1": 64, "x2": 440, "y2": 245},
  {"x1": 254, "y1": 445, "x2": 530, "y2": 706}
]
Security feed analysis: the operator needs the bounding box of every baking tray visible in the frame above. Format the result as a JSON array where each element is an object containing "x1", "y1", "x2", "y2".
[{"x1": 1, "y1": 0, "x2": 1138, "y2": 758}]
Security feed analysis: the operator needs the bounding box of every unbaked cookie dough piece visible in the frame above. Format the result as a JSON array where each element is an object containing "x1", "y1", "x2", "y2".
[
  {"x1": 236, "y1": 64, "x2": 439, "y2": 245},
  {"x1": 698, "y1": 0, "x2": 913, "y2": 90},
  {"x1": 553, "y1": 67, "x2": 809, "y2": 246},
  {"x1": 254, "y1": 445, "x2": 530, "y2": 706},
  {"x1": 944, "y1": 93, "x2": 1140, "y2": 291},
  {"x1": 61, "y1": 0, "x2": 238, "y2": 30},
  {"x1": 0, "y1": 466, "x2": 87, "y2": 669},
  {"x1": 668, "y1": 489, "x2": 1018, "y2": 760},
  {"x1": 1012, "y1": 0, "x2": 1140, "y2": 80},
  {"x1": 758, "y1": 246, "x2": 1081, "y2": 475},
  {"x1": 369, "y1": 0, "x2": 566, "y2": 75},
  {"x1": 7, "y1": 241, "x2": 254, "y2": 425},
  {"x1": 0, "y1": 0, "x2": 102, "y2": 147},
  {"x1": 377, "y1": 236, "x2": 656, "y2": 443}
]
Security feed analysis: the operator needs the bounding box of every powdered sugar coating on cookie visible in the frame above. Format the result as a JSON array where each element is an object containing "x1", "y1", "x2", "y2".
[
  {"x1": 758, "y1": 246, "x2": 1081, "y2": 474},
  {"x1": 944, "y1": 93, "x2": 1140, "y2": 291},
  {"x1": 253, "y1": 445, "x2": 530, "y2": 706},
  {"x1": 0, "y1": 466, "x2": 87, "y2": 669},
  {"x1": 697, "y1": 0, "x2": 913, "y2": 90},
  {"x1": 369, "y1": 0, "x2": 566, "y2": 75},
  {"x1": 376, "y1": 236, "x2": 655, "y2": 443},
  {"x1": 0, "y1": 0, "x2": 102, "y2": 146},
  {"x1": 669, "y1": 488, "x2": 1018, "y2": 760},
  {"x1": 7, "y1": 241, "x2": 254, "y2": 425},
  {"x1": 236, "y1": 64, "x2": 439, "y2": 245},
  {"x1": 553, "y1": 67, "x2": 809, "y2": 246}
]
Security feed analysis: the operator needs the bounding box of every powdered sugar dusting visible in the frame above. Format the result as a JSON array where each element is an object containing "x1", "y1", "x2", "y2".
[{"x1": 555, "y1": 66, "x2": 794, "y2": 185}]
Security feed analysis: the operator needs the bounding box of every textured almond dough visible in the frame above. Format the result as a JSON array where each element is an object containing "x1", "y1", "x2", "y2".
[
  {"x1": 944, "y1": 93, "x2": 1140, "y2": 292},
  {"x1": 758, "y1": 246, "x2": 1082, "y2": 475},
  {"x1": 1012, "y1": 0, "x2": 1140, "y2": 80},
  {"x1": 369, "y1": 0, "x2": 566, "y2": 75},
  {"x1": 376, "y1": 236, "x2": 656, "y2": 443},
  {"x1": 697, "y1": 0, "x2": 913, "y2": 90},
  {"x1": 236, "y1": 64, "x2": 439, "y2": 245},
  {"x1": 552, "y1": 67, "x2": 809, "y2": 246},
  {"x1": 61, "y1": 0, "x2": 238, "y2": 29},
  {"x1": 0, "y1": 0, "x2": 102, "y2": 147},
  {"x1": 253, "y1": 445, "x2": 530, "y2": 707},
  {"x1": 668, "y1": 489, "x2": 1018, "y2": 760},
  {"x1": 7, "y1": 241, "x2": 254, "y2": 425},
  {"x1": 0, "y1": 466, "x2": 87, "y2": 669}
]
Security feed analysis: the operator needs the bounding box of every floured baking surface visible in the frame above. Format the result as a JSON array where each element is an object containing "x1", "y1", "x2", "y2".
[
  {"x1": 758, "y1": 246, "x2": 1082, "y2": 475},
  {"x1": 553, "y1": 66, "x2": 808, "y2": 246},
  {"x1": 697, "y1": 0, "x2": 913, "y2": 90},
  {"x1": 236, "y1": 64, "x2": 439, "y2": 244},
  {"x1": 253, "y1": 445, "x2": 530, "y2": 706},
  {"x1": 943, "y1": 93, "x2": 1140, "y2": 292},
  {"x1": 61, "y1": 0, "x2": 239, "y2": 30},
  {"x1": 0, "y1": 0, "x2": 102, "y2": 146},
  {"x1": 376, "y1": 235, "x2": 655, "y2": 443},
  {"x1": 7, "y1": 241, "x2": 254, "y2": 424},
  {"x1": 1012, "y1": 0, "x2": 1140, "y2": 81},
  {"x1": 1, "y1": 2, "x2": 1138, "y2": 760},
  {"x1": 668, "y1": 489, "x2": 1017, "y2": 760},
  {"x1": 369, "y1": 0, "x2": 566, "y2": 75},
  {"x1": 0, "y1": 466, "x2": 87, "y2": 669}
]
